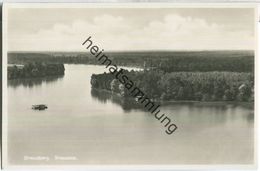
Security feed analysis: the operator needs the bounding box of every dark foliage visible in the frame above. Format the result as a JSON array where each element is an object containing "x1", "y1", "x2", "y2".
[
  {"x1": 91, "y1": 69, "x2": 254, "y2": 102},
  {"x1": 8, "y1": 63, "x2": 65, "y2": 80},
  {"x1": 8, "y1": 50, "x2": 254, "y2": 72}
]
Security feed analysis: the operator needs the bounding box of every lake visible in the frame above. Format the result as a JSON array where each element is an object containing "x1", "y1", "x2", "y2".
[{"x1": 7, "y1": 64, "x2": 254, "y2": 165}]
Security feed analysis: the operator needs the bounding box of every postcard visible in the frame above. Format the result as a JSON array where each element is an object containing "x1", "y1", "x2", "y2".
[{"x1": 2, "y1": 3, "x2": 258, "y2": 169}]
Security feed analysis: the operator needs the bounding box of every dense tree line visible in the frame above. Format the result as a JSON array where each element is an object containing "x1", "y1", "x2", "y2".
[
  {"x1": 8, "y1": 62, "x2": 65, "y2": 80},
  {"x1": 8, "y1": 50, "x2": 254, "y2": 72},
  {"x1": 91, "y1": 69, "x2": 254, "y2": 102},
  {"x1": 9, "y1": 51, "x2": 254, "y2": 102}
]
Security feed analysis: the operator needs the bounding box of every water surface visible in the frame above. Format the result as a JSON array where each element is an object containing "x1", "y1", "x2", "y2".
[{"x1": 8, "y1": 64, "x2": 254, "y2": 165}]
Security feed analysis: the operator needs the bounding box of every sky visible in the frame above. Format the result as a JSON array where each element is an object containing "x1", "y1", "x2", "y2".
[{"x1": 7, "y1": 7, "x2": 255, "y2": 52}]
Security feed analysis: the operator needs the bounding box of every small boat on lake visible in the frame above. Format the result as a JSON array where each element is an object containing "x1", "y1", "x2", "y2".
[{"x1": 32, "y1": 104, "x2": 48, "y2": 110}]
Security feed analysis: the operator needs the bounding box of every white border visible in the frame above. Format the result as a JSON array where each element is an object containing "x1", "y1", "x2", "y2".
[
  {"x1": 3, "y1": 2, "x2": 8, "y2": 169},
  {"x1": 2, "y1": 2, "x2": 259, "y2": 170}
]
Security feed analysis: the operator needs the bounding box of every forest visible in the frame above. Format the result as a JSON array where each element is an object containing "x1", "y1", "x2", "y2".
[
  {"x1": 8, "y1": 51, "x2": 254, "y2": 102},
  {"x1": 91, "y1": 69, "x2": 254, "y2": 102},
  {"x1": 8, "y1": 50, "x2": 254, "y2": 72},
  {"x1": 8, "y1": 62, "x2": 65, "y2": 80}
]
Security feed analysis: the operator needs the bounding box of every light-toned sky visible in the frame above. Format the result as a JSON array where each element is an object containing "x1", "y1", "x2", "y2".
[{"x1": 7, "y1": 7, "x2": 255, "y2": 51}]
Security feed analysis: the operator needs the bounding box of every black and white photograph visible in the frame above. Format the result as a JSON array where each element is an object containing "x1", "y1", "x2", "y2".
[{"x1": 2, "y1": 3, "x2": 257, "y2": 168}]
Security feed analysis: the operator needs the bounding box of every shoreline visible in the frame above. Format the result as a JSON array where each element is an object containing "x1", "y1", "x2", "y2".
[{"x1": 91, "y1": 88, "x2": 254, "y2": 106}]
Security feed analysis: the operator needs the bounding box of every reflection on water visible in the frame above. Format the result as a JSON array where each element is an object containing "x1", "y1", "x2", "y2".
[
  {"x1": 8, "y1": 75, "x2": 64, "y2": 88},
  {"x1": 91, "y1": 88, "x2": 254, "y2": 126},
  {"x1": 91, "y1": 89, "x2": 148, "y2": 112},
  {"x1": 8, "y1": 64, "x2": 254, "y2": 165}
]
